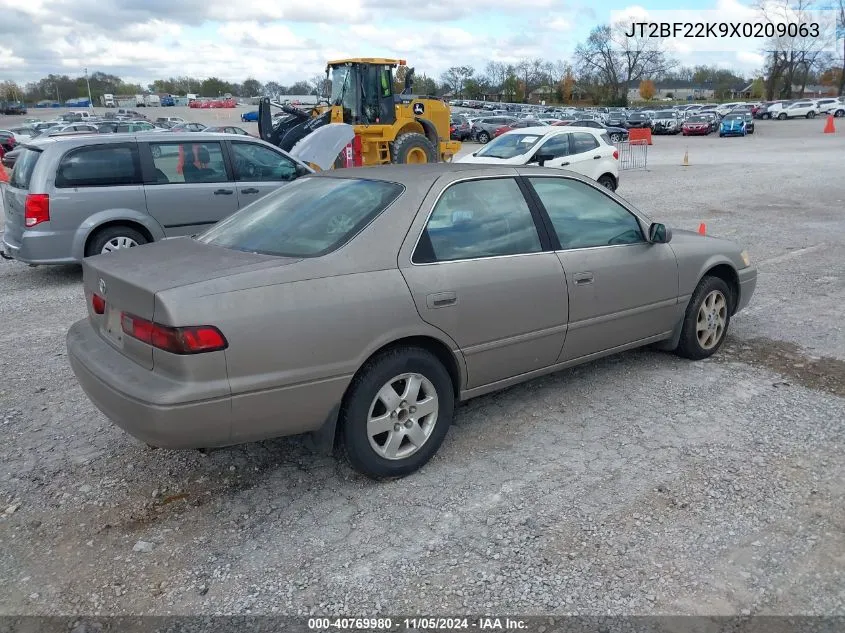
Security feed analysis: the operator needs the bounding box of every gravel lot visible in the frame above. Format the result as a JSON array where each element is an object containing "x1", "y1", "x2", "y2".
[{"x1": 0, "y1": 111, "x2": 843, "y2": 618}]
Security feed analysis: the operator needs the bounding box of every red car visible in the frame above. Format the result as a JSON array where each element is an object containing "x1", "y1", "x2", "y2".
[
  {"x1": 681, "y1": 115, "x2": 712, "y2": 136},
  {"x1": 493, "y1": 119, "x2": 546, "y2": 137}
]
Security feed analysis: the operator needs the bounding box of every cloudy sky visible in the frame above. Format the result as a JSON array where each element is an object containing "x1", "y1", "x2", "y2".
[{"x1": 0, "y1": 0, "x2": 779, "y2": 85}]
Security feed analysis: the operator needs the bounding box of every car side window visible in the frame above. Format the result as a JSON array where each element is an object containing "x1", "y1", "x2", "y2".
[
  {"x1": 230, "y1": 142, "x2": 298, "y2": 182},
  {"x1": 528, "y1": 177, "x2": 644, "y2": 249},
  {"x1": 536, "y1": 134, "x2": 571, "y2": 158},
  {"x1": 55, "y1": 144, "x2": 142, "y2": 188},
  {"x1": 570, "y1": 132, "x2": 599, "y2": 154},
  {"x1": 412, "y1": 178, "x2": 542, "y2": 263},
  {"x1": 148, "y1": 142, "x2": 228, "y2": 184}
]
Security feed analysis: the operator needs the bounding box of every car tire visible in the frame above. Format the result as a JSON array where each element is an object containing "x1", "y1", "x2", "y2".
[
  {"x1": 597, "y1": 174, "x2": 617, "y2": 191},
  {"x1": 610, "y1": 133, "x2": 623, "y2": 142},
  {"x1": 86, "y1": 225, "x2": 149, "y2": 257},
  {"x1": 835, "y1": 109, "x2": 845, "y2": 118},
  {"x1": 807, "y1": 111, "x2": 815, "y2": 119},
  {"x1": 341, "y1": 346, "x2": 455, "y2": 479},
  {"x1": 674, "y1": 276, "x2": 732, "y2": 361},
  {"x1": 719, "y1": 132, "x2": 724, "y2": 137},
  {"x1": 150, "y1": 145, "x2": 162, "y2": 159},
  {"x1": 392, "y1": 133, "x2": 438, "y2": 164},
  {"x1": 778, "y1": 113, "x2": 787, "y2": 120},
  {"x1": 476, "y1": 130, "x2": 490, "y2": 144}
]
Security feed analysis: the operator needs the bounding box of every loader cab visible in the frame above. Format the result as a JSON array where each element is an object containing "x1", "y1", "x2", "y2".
[{"x1": 327, "y1": 61, "x2": 397, "y2": 126}]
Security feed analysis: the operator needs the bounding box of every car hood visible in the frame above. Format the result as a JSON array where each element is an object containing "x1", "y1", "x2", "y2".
[{"x1": 287, "y1": 123, "x2": 355, "y2": 171}]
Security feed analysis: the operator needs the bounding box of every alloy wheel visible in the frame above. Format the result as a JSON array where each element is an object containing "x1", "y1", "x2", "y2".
[
  {"x1": 367, "y1": 373, "x2": 439, "y2": 460},
  {"x1": 696, "y1": 290, "x2": 727, "y2": 350}
]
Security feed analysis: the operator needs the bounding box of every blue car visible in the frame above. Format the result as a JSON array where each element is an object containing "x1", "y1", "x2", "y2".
[
  {"x1": 241, "y1": 110, "x2": 259, "y2": 122},
  {"x1": 719, "y1": 114, "x2": 747, "y2": 137}
]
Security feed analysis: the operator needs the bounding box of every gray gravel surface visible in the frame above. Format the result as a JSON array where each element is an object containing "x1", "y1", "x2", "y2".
[{"x1": 0, "y1": 116, "x2": 843, "y2": 617}]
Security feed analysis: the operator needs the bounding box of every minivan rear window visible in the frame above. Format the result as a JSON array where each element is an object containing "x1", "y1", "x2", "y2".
[
  {"x1": 55, "y1": 144, "x2": 142, "y2": 188},
  {"x1": 9, "y1": 147, "x2": 41, "y2": 190},
  {"x1": 197, "y1": 177, "x2": 404, "y2": 258}
]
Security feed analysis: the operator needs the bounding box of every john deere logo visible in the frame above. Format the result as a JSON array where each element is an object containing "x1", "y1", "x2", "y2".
[{"x1": 413, "y1": 103, "x2": 424, "y2": 115}]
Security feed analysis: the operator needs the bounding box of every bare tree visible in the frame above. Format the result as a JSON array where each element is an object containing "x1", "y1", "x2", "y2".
[{"x1": 574, "y1": 24, "x2": 674, "y2": 104}]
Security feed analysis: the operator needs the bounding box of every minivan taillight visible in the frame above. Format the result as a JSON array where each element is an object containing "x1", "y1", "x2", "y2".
[
  {"x1": 92, "y1": 294, "x2": 106, "y2": 315},
  {"x1": 121, "y1": 313, "x2": 227, "y2": 355},
  {"x1": 24, "y1": 194, "x2": 50, "y2": 228}
]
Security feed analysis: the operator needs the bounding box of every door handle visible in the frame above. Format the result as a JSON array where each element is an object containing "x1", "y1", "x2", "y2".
[
  {"x1": 561, "y1": 162, "x2": 570, "y2": 166},
  {"x1": 214, "y1": 189, "x2": 234, "y2": 195},
  {"x1": 573, "y1": 272, "x2": 594, "y2": 285},
  {"x1": 242, "y1": 188, "x2": 260, "y2": 194},
  {"x1": 426, "y1": 291, "x2": 457, "y2": 309},
  {"x1": 593, "y1": 155, "x2": 601, "y2": 160}
]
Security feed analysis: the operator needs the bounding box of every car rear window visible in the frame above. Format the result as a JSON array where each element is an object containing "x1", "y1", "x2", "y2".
[
  {"x1": 196, "y1": 177, "x2": 404, "y2": 258},
  {"x1": 55, "y1": 144, "x2": 142, "y2": 188},
  {"x1": 9, "y1": 147, "x2": 41, "y2": 190}
]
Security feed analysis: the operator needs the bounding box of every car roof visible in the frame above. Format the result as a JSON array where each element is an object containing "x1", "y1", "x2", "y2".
[
  {"x1": 314, "y1": 163, "x2": 523, "y2": 185},
  {"x1": 502, "y1": 125, "x2": 601, "y2": 137}
]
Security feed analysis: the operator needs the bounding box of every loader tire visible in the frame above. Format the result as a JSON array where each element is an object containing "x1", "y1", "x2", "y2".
[{"x1": 392, "y1": 133, "x2": 438, "y2": 164}]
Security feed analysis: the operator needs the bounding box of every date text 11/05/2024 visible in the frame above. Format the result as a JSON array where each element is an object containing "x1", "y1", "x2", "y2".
[
  {"x1": 307, "y1": 617, "x2": 529, "y2": 630},
  {"x1": 624, "y1": 21, "x2": 820, "y2": 38}
]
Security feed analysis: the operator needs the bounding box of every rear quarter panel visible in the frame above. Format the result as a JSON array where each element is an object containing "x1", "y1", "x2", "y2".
[{"x1": 154, "y1": 267, "x2": 463, "y2": 438}]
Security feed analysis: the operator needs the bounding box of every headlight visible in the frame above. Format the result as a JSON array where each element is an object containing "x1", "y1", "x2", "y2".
[{"x1": 740, "y1": 250, "x2": 751, "y2": 267}]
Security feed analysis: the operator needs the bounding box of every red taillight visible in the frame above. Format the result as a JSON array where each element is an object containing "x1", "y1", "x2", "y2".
[
  {"x1": 24, "y1": 194, "x2": 50, "y2": 228},
  {"x1": 613, "y1": 150, "x2": 619, "y2": 160},
  {"x1": 121, "y1": 313, "x2": 227, "y2": 354},
  {"x1": 92, "y1": 294, "x2": 106, "y2": 315}
]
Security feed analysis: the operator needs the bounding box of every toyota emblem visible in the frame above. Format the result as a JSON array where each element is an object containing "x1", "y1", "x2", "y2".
[{"x1": 99, "y1": 278, "x2": 107, "y2": 295}]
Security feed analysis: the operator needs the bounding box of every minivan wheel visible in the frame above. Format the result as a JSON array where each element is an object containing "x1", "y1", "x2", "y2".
[
  {"x1": 674, "y1": 276, "x2": 732, "y2": 360},
  {"x1": 341, "y1": 346, "x2": 454, "y2": 479},
  {"x1": 86, "y1": 226, "x2": 149, "y2": 257},
  {"x1": 150, "y1": 145, "x2": 162, "y2": 158}
]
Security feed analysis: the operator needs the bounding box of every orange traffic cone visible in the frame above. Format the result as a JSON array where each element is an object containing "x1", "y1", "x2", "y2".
[
  {"x1": 0, "y1": 160, "x2": 8, "y2": 184},
  {"x1": 823, "y1": 115, "x2": 835, "y2": 134},
  {"x1": 698, "y1": 223, "x2": 706, "y2": 235}
]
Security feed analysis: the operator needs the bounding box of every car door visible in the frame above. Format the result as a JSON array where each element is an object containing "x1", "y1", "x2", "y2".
[
  {"x1": 560, "y1": 132, "x2": 607, "y2": 180},
  {"x1": 525, "y1": 176, "x2": 679, "y2": 362},
  {"x1": 140, "y1": 139, "x2": 239, "y2": 236},
  {"x1": 227, "y1": 140, "x2": 304, "y2": 207},
  {"x1": 399, "y1": 176, "x2": 569, "y2": 389}
]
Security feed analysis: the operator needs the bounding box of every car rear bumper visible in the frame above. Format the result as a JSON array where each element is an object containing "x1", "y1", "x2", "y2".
[
  {"x1": 2, "y1": 227, "x2": 79, "y2": 265},
  {"x1": 735, "y1": 266, "x2": 757, "y2": 313},
  {"x1": 67, "y1": 318, "x2": 345, "y2": 449},
  {"x1": 68, "y1": 318, "x2": 234, "y2": 448}
]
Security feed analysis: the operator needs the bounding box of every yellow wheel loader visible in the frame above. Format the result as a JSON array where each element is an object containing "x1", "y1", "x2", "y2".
[{"x1": 258, "y1": 58, "x2": 461, "y2": 166}]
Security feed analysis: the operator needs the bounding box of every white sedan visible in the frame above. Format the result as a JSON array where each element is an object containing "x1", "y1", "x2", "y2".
[{"x1": 457, "y1": 126, "x2": 621, "y2": 191}]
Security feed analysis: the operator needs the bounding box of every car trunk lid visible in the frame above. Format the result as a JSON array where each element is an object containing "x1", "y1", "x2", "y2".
[{"x1": 83, "y1": 237, "x2": 294, "y2": 369}]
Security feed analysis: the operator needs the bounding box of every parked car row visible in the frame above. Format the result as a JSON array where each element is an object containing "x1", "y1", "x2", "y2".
[{"x1": 755, "y1": 97, "x2": 845, "y2": 120}]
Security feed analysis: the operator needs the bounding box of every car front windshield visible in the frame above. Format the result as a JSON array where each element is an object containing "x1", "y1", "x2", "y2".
[
  {"x1": 656, "y1": 111, "x2": 675, "y2": 117},
  {"x1": 686, "y1": 116, "x2": 707, "y2": 123},
  {"x1": 196, "y1": 177, "x2": 404, "y2": 258},
  {"x1": 725, "y1": 115, "x2": 743, "y2": 121},
  {"x1": 475, "y1": 133, "x2": 544, "y2": 159}
]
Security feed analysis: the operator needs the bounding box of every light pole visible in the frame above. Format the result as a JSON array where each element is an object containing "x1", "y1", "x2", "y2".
[{"x1": 84, "y1": 67, "x2": 94, "y2": 109}]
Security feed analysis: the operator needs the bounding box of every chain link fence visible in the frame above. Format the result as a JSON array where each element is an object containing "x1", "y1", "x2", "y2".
[{"x1": 615, "y1": 140, "x2": 648, "y2": 171}]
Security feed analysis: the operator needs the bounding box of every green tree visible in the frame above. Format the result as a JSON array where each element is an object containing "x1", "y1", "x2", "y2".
[{"x1": 241, "y1": 78, "x2": 263, "y2": 96}]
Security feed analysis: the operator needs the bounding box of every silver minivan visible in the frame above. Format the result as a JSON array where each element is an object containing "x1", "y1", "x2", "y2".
[{"x1": 1, "y1": 132, "x2": 313, "y2": 265}]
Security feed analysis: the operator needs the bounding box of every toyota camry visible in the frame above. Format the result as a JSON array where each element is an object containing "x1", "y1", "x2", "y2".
[{"x1": 67, "y1": 165, "x2": 757, "y2": 479}]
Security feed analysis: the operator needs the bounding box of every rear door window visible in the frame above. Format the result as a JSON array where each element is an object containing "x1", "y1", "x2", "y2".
[
  {"x1": 570, "y1": 132, "x2": 599, "y2": 154},
  {"x1": 55, "y1": 144, "x2": 142, "y2": 188},
  {"x1": 230, "y1": 142, "x2": 298, "y2": 182},
  {"x1": 9, "y1": 148, "x2": 41, "y2": 189}
]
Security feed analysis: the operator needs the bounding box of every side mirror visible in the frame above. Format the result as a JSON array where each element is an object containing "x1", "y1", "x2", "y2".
[
  {"x1": 648, "y1": 222, "x2": 672, "y2": 244},
  {"x1": 531, "y1": 153, "x2": 554, "y2": 166}
]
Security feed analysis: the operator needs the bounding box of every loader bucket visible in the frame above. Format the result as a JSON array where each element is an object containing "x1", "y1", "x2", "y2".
[{"x1": 258, "y1": 97, "x2": 272, "y2": 142}]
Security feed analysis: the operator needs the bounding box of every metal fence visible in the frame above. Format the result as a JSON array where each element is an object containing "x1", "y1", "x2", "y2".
[{"x1": 614, "y1": 140, "x2": 648, "y2": 171}]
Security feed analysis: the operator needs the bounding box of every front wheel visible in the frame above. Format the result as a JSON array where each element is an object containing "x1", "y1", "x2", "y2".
[
  {"x1": 610, "y1": 133, "x2": 623, "y2": 142},
  {"x1": 674, "y1": 276, "x2": 732, "y2": 360},
  {"x1": 778, "y1": 113, "x2": 787, "y2": 120},
  {"x1": 834, "y1": 109, "x2": 845, "y2": 118},
  {"x1": 392, "y1": 133, "x2": 438, "y2": 164},
  {"x1": 341, "y1": 347, "x2": 455, "y2": 479},
  {"x1": 476, "y1": 130, "x2": 490, "y2": 144},
  {"x1": 807, "y1": 111, "x2": 815, "y2": 119}
]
